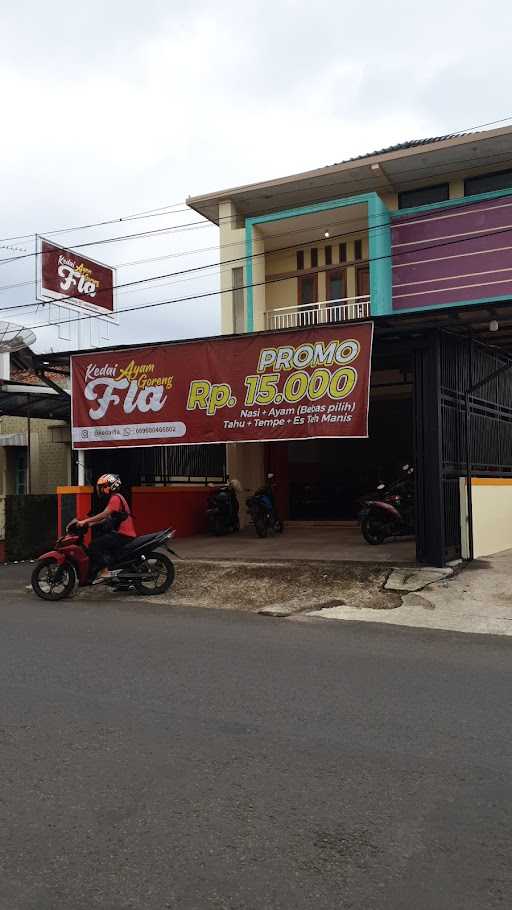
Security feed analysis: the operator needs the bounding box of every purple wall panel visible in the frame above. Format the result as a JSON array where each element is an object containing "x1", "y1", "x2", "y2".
[{"x1": 391, "y1": 194, "x2": 512, "y2": 310}]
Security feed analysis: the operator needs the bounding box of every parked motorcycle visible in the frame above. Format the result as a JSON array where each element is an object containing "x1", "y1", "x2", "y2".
[
  {"x1": 360, "y1": 465, "x2": 415, "y2": 545},
  {"x1": 31, "y1": 524, "x2": 177, "y2": 601},
  {"x1": 246, "y1": 474, "x2": 284, "y2": 538},
  {"x1": 207, "y1": 478, "x2": 240, "y2": 535}
]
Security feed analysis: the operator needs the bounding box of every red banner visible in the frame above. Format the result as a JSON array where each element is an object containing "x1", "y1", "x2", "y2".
[
  {"x1": 71, "y1": 323, "x2": 373, "y2": 449},
  {"x1": 37, "y1": 237, "x2": 115, "y2": 313}
]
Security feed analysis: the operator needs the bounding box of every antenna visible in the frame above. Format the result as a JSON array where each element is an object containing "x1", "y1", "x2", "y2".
[{"x1": 0, "y1": 321, "x2": 36, "y2": 353}]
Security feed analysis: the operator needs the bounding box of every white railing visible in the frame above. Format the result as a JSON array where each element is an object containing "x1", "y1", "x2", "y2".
[{"x1": 264, "y1": 296, "x2": 370, "y2": 331}]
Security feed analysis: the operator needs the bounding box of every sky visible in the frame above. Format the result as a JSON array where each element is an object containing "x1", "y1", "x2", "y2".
[{"x1": 1, "y1": 0, "x2": 511, "y2": 353}]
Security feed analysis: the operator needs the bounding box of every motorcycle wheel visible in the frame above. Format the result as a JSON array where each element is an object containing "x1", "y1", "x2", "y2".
[
  {"x1": 133, "y1": 553, "x2": 175, "y2": 596},
  {"x1": 361, "y1": 515, "x2": 387, "y2": 546},
  {"x1": 254, "y1": 516, "x2": 268, "y2": 538},
  {"x1": 31, "y1": 558, "x2": 77, "y2": 601}
]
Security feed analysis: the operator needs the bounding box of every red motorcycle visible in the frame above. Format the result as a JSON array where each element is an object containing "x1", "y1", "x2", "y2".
[
  {"x1": 31, "y1": 524, "x2": 177, "y2": 601},
  {"x1": 360, "y1": 465, "x2": 415, "y2": 545}
]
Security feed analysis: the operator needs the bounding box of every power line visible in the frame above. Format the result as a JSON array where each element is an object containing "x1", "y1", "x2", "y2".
[
  {"x1": 1, "y1": 143, "x2": 512, "y2": 273},
  {"x1": 0, "y1": 205, "x2": 387, "y2": 297},
  {"x1": 0, "y1": 217, "x2": 386, "y2": 314},
  {"x1": 0, "y1": 202, "x2": 189, "y2": 245},
  {"x1": 2, "y1": 111, "x2": 512, "y2": 250},
  {"x1": 0, "y1": 219, "x2": 221, "y2": 267},
  {"x1": 1, "y1": 200, "x2": 512, "y2": 319},
  {"x1": 25, "y1": 220, "x2": 512, "y2": 335},
  {"x1": 2, "y1": 180, "x2": 512, "y2": 306}
]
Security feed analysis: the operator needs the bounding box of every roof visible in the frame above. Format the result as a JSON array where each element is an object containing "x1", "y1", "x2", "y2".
[
  {"x1": 331, "y1": 133, "x2": 472, "y2": 166},
  {"x1": 10, "y1": 365, "x2": 67, "y2": 388},
  {"x1": 0, "y1": 350, "x2": 72, "y2": 420},
  {"x1": 187, "y1": 125, "x2": 512, "y2": 224}
]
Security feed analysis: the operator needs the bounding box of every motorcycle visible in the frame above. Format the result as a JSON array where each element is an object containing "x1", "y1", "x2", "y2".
[
  {"x1": 360, "y1": 465, "x2": 415, "y2": 545},
  {"x1": 246, "y1": 474, "x2": 284, "y2": 538},
  {"x1": 207, "y1": 478, "x2": 240, "y2": 536},
  {"x1": 31, "y1": 524, "x2": 178, "y2": 601}
]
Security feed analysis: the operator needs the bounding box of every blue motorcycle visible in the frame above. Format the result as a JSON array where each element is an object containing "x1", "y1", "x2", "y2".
[{"x1": 246, "y1": 475, "x2": 284, "y2": 538}]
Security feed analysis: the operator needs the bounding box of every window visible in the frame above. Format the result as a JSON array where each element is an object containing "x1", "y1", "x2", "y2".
[
  {"x1": 296, "y1": 250, "x2": 304, "y2": 271},
  {"x1": 339, "y1": 242, "x2": 347, "y2": 263},
  {"x1": 232, "y1": 267, "x2": 245, "y2": 333},
  {"x1": 324, "y1": 245, "x2": 332, "y2": 266},
  {"x1": 398, "y1": 183, "x2": 449, "y2": 209},
  {"x1": 15, "y1": 449, "x2": 27, "y2": 495},
  {"x1": 464, "y1": 169, "x2": 512, "y2": 196},
  {"x1": 310, "y1": 248, "x2": 318, "y2": 268},
  {"x1": 298, "y1": 275, "x2": 317, "y2": 308},
  {"x1": 354, "y1": 239, "x2": 363, "y2": 261},
  {"x1": 357, "y1": 267, "x2": 370, "y2": 298},
  {"x1": 326, "y1": 269, "x2": 346, "y2": 302}
]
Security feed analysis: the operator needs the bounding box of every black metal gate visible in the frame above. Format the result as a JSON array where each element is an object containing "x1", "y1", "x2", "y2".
[
  {"x1": 415, "y1": 329, "x2": 512, "y2": 566},
  {"x1": 83, "y1": 443, "x2": 227, "y2": 489}
]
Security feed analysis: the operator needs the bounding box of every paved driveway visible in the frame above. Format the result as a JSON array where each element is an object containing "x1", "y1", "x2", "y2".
[{"x1": 176, "y1": 524, "x2": 416, "y2": 564}]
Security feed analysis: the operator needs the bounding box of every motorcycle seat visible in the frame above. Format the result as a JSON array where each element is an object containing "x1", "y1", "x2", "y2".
[{"x1": 121, "y1": 530, "x2": 170, "y2": 555}]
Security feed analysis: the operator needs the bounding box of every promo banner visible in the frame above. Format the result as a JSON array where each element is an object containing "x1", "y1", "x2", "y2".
[
  {"x1": 71, "y1": 323, "x2": 373, "y2": 449},
  {"x1": 37, "y1": 236, "x2": 115, "y2": 314}
]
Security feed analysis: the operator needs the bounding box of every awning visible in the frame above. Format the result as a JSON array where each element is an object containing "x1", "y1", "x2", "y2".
[
  {"x1": 0, "y1": 381, "x2": 70, "y2": 420},
  {"x1": 0, "y1": 432, "x2": 28, "y2": 447}
]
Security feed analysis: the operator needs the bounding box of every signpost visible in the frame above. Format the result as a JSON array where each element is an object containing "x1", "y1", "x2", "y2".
[
  {"x1": 36, "y1": 236, "x2": 117, "y2": 350},
  {"x1": 36, "y1": 237, "x2": 116, "y2": 315},
  {"x1": 71, "y1": 323, "x2": 373, "y2": 449}
]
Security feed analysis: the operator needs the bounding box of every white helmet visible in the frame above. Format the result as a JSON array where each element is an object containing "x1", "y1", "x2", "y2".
[{"x1": 96, "y1": 473, "x2": 121, "y2": 495}]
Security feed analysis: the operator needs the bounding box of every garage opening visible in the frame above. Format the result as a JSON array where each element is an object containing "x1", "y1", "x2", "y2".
[{"x1": 266, "y1": 378, "x2": 413, "y2": 522}]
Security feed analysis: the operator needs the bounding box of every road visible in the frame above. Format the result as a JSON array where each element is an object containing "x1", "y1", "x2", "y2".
[{"x1": 1, "y1": 566, "x2": 512, "y2": 909}]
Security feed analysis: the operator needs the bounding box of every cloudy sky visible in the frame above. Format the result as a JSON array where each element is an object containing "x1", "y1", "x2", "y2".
[{"x1": 1, "y1": 0, "x2": 511, "y2": 352}]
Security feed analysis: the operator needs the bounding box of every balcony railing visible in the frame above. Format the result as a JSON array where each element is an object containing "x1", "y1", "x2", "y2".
[{"x1": 264, "y1": 296, "x2": 370, "y2": 331}]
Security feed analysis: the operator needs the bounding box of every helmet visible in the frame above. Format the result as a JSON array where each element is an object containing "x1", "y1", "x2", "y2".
[{"x1": 96, "y1": 473, "x2": 121, "y2": 495}]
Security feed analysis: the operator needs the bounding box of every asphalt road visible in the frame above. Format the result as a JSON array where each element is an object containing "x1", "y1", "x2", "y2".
[{"x1": 1, "y1": 566, "x2": 512, "y2": 909}]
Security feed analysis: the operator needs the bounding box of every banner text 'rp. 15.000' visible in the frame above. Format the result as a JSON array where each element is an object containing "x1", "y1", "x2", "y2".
[{"x1": 71, "y1": 324, "x2": 373, "y2": 449}]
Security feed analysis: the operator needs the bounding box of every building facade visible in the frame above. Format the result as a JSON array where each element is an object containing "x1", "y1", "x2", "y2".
[
  {"x1": 0, "y1": 356, "x2": 71, "y2": 559},
  {"x1": 188, "y1": 127, "x2": 512, "y2": 565}
]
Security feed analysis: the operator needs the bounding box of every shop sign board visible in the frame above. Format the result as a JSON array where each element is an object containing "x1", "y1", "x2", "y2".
[
  {"x1": 36, "y1": 236, "x2": 116, "y2": 315},
  {"x1": 71, "y1": 323, "x2": 373, "y2": 449}
]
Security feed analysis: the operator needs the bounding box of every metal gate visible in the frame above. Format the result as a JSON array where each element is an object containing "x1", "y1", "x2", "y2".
[
  {"x1": 84, "y1": 443, "x2": 227, "y2": 489},
  {"x1": 415, "y1": 329, "x2": 512, "y2": 566}
]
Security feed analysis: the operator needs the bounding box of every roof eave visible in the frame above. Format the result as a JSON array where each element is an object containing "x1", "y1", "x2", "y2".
[{"x1": 187, "y1": 124, "x2": 512, "y2": 224}]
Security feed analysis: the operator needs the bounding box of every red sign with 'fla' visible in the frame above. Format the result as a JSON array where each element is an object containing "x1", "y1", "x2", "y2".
[
  {"x1": 71, "y1": 323, "x2": 374, "y2": 449},
  {"x1": 37, "y1": 237, "x2": 115, "y2": 313}
]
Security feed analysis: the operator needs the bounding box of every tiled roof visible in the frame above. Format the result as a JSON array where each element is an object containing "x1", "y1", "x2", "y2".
[
  {"x1": 331, "y1": 133, "x2": 472, "y2": 167},
  {"x1": 10, "y1": 365, "x2": 66, "y2": 387}
]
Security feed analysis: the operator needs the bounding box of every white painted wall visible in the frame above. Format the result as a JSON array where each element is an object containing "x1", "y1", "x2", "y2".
[{"x1": 460, "y1": 478, "x2": 512, "y2": 558}]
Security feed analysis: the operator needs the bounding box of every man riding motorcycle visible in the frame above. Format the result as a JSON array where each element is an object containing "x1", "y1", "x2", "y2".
[{"x1": 68, "y1": 473, "x2": 136, "y2": 583}]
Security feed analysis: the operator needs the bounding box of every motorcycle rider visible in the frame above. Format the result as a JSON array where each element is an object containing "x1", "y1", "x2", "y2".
[{"x1": 69, "y1": 473, "x2": 137, "y2": 583}]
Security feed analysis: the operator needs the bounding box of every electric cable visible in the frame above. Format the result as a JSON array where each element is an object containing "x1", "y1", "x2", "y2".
[{"x1": 23, "y1": 219, "x2": 512, "y2": 335}]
